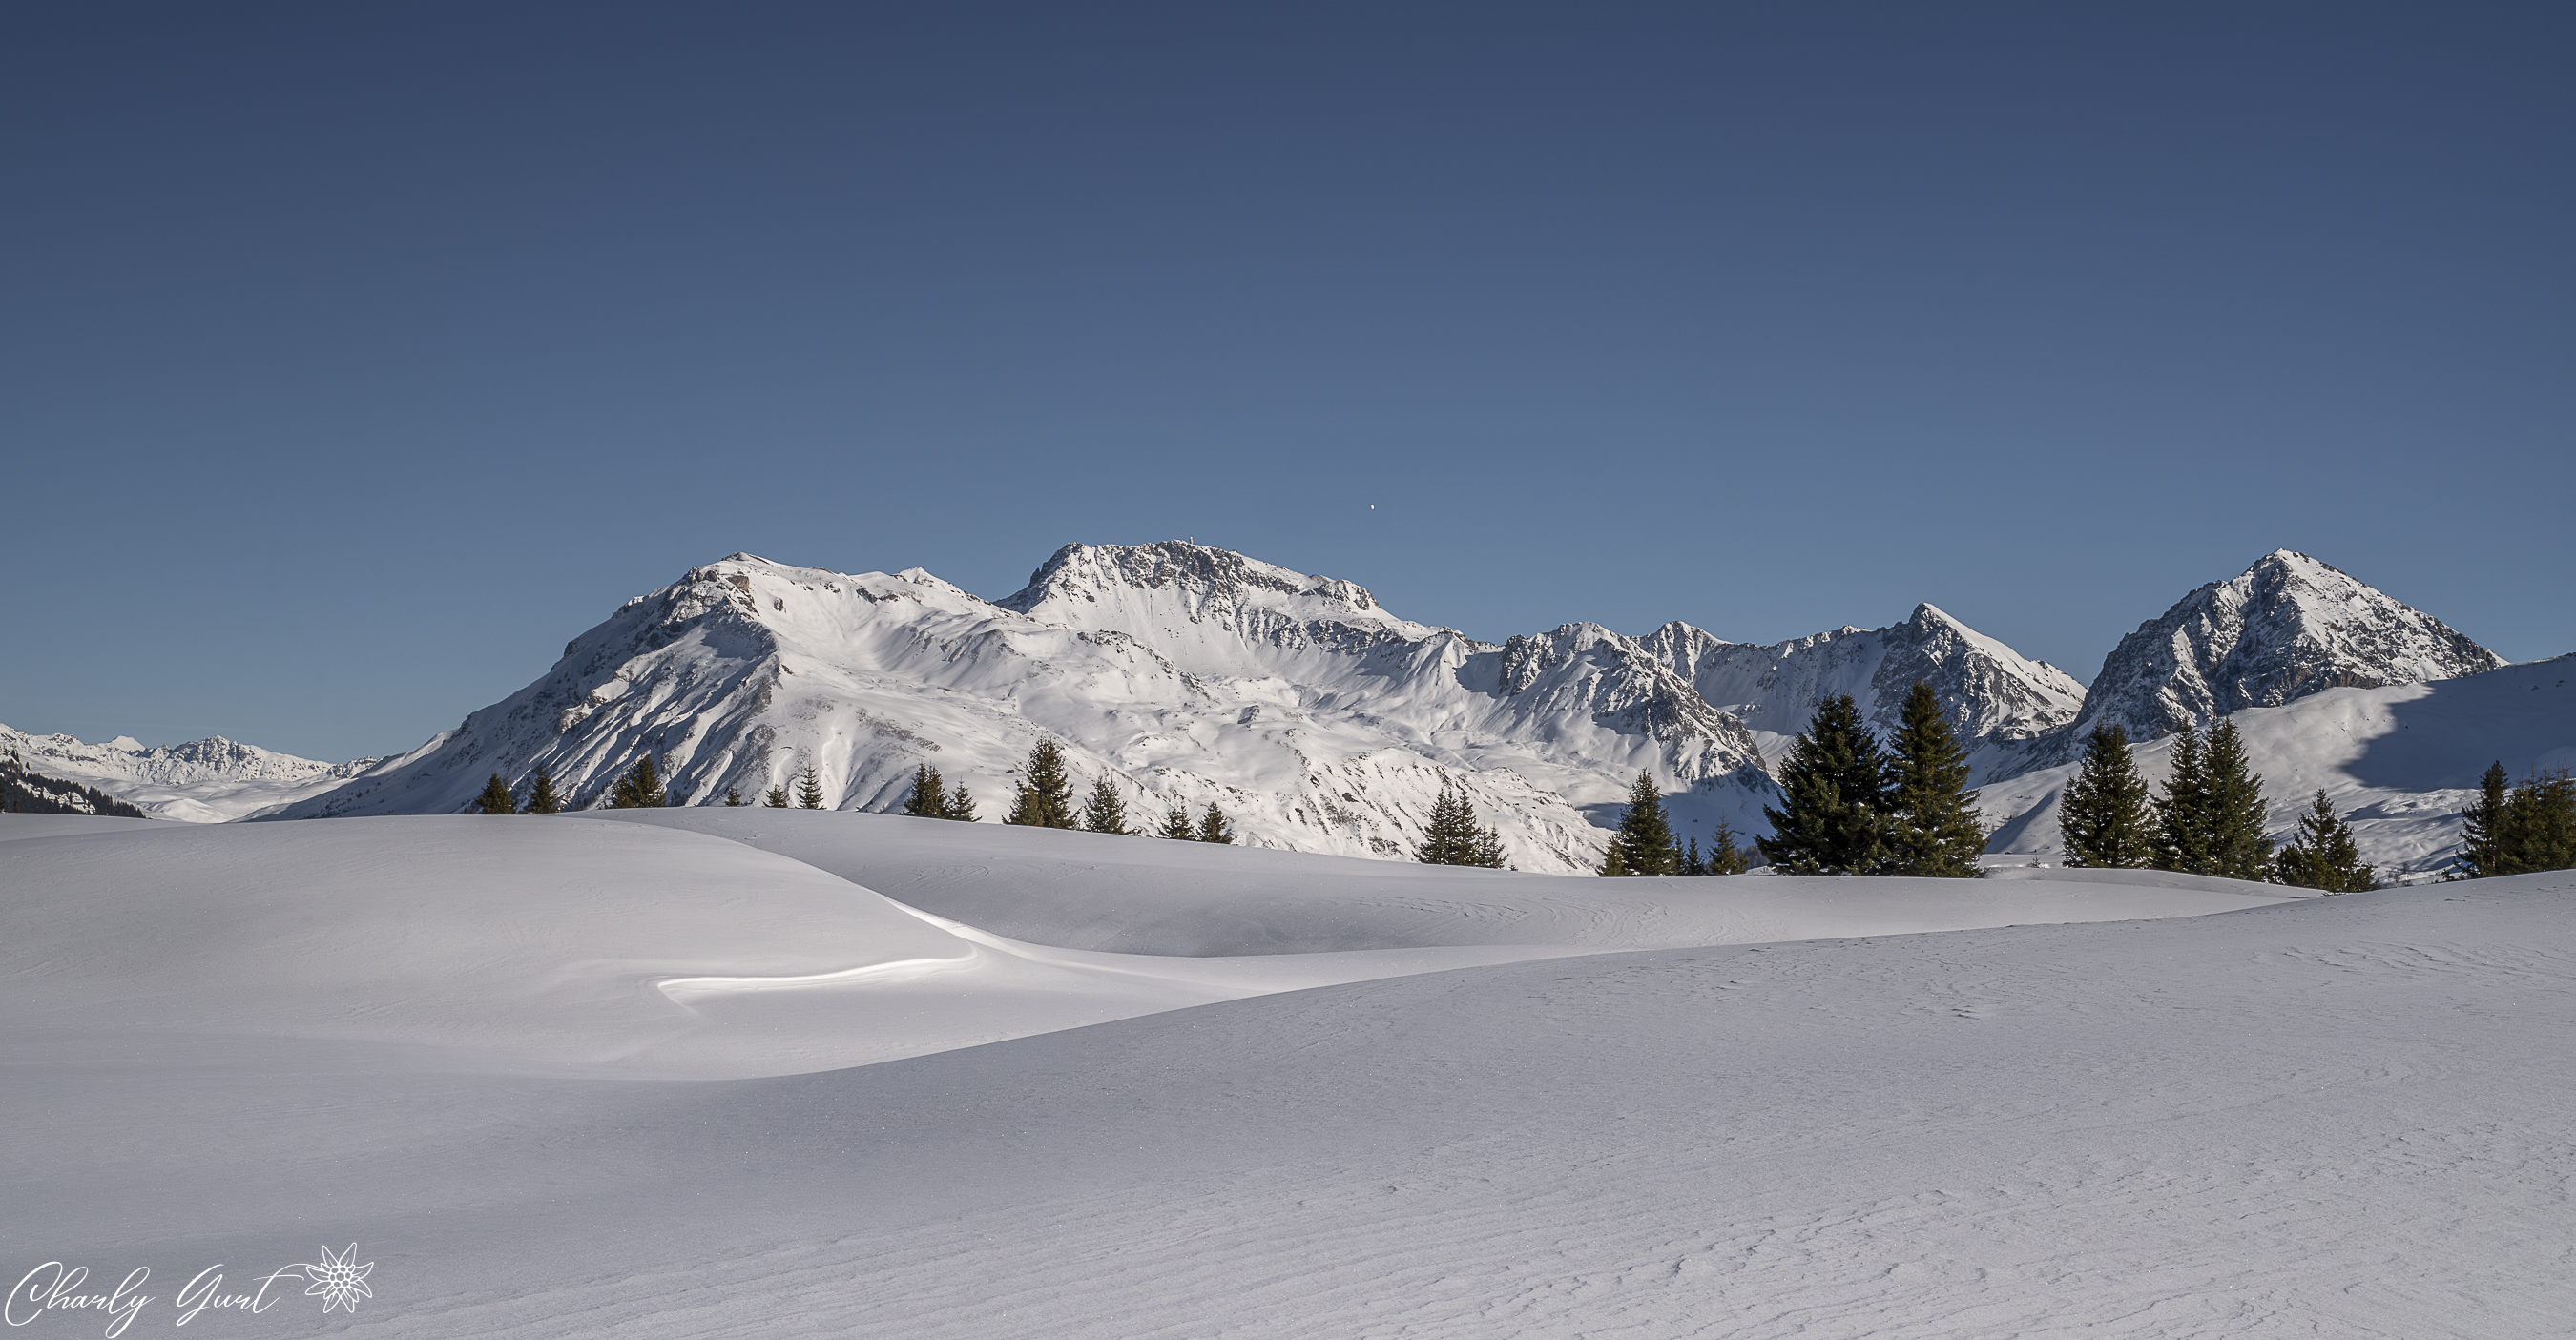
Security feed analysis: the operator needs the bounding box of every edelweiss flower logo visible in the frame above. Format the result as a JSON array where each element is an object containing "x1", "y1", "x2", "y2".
[{"x1": 290, "y1": 1244, "x2": 375, "y2": 1313}]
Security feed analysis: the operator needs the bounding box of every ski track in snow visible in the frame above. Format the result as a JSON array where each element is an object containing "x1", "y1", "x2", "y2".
[{"x1": 3, "y1": 815, "x2": 2569, "y2": 1338}]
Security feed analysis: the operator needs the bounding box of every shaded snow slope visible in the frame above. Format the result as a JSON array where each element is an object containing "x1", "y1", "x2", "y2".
[
  {"x1": 1982, "y1": 653, "x2": 2576, "y2": 880},
  {"x1": 0, "y1": 722, "x2": 375, "y2": 821},
  {"x1": 587, "y1": 808, "x2": 2291, "y2": 956},
  {"x1": 268, "y1": 543, "x2": 1786, "y2": 871},
  {"x1": 2002, "y1": 550, "x2": 2503, "y2": 775},
  {"x1": 7, "y1": 811, "x2": 2565, "y2": 1338}
]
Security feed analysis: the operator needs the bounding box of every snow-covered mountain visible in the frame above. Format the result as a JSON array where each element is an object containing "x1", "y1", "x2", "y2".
[
  {"x1": 1637, "y1": 604, "x2": 2088, "y2": 775},
  {"x1": 2003, "y1": 550, "x2": 2502, "y2": 775},
  {"x1": 270, "y1": 542, "x2": 1784, "y2": 873},
  {"x1": 1982, "y1": 652, "x2": 2575, "y2": 882},
  {"x1": 0, "y1": 723, "x2": 378, "y2": 822}
]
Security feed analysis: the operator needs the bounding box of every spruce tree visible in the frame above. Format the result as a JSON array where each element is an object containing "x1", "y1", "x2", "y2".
[
  {"x1": 2273, "y1": 790, "x2": 2376, "y2": 892},
  {"x1": 1466, "y1": 820, "x2": 1508, "y2": 869},
  {"x1": 2201, "y1": 719, "x2": 2273, "y2": 880},
  {"x1": 796, "y1": 763, "x2": 827, "y2": 810},
  {"x1": 1600, "y1": 771, "x2": 1679, "y2": 876},
  {"x1": 903, "y1": 764, "x2": 947, "y2": 818},
  {"x1": 1157, "y1": 803, "x2": 1195, "y2": 839},
  {"x1": 2500, "y1": 770, "x2": 2576, "y2": 875},
  {"x1": 1707, "y1": 821, "x2": 1751, "y2": 875},
  {"x1": 1415, "y1": 785, "x2": 1507, "y2": 867},
  {"x1": 1884, "y1": 682, "x2": 1984, "y2": 877},
  {"x1": 609, "y1": 754, "x2": 666, "y2": 809},
  {"x1": 525, "y1": 768, "x2": 561, "y2": 814},
  {"x1": 723, "y1": 787, "x2": 744, "y2": 807},
  {"x1": 1006, "y1": 740, "x2": 1077, "y2": 828},
  {"x1": 1680, "y1": 833, "x2": 1707, "y2": 877},
  {"x1": 1080, "y1": 775, "x2": 1134, "y2": 835},
  {"x1": 2060, "y1": 723, "x2": 2154, "y2": 868},
  {"x1": 2452, "y1": 761, "x2": 2510, "y2": 878},
  {"x1": 943, "y1": 781, "x2": 979, "y2": 822},
  {"x1": 1759, "y1": 694, "x2": 1894, "y2": 875},
  {"x1": 2151, "y1": 727, "x2": 2212, "y2": 874},
  {"x1": 475, "y1": 773, "x2": 519, "y2": 815},
  {"x1": 1195, "y1": 802, "x2": 1236, "y2": 844},
  {"x1": 763, "y1": 782, "x2": 790, "y2": 808}
]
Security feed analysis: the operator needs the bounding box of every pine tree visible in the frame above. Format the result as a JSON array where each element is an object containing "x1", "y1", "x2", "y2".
[
  {"x1": 1195, "y1": 802, "x2": 1236, "y2": 844},
  {"x1": 609, "y1": 754, "x2": 666, "y2": 809},
  {"x1": 2452, "y1": 761, "x2": 2510, "y2": 878},
  {"x1": 763, "y1": 782, "x2": 789, "y2": 808},
  {"x1": 723, "y1": 787, "x2": 745, "y2": 807},
  {"x1": 1466, "y1": 821, "x2": 1508, "y2": 869},
  {"x1": 1707, "y1": 821, "x2": 1751, "y2": 876},
  {"x1": 2060, "y1": 723, "x2": 2154, "y2": 868},
  {"x1": 1600, "y1": 770, "x2": 1680, "y2": 876},
  {"x1": 1006, "y1": 740, "x2": 1077, "y2": 828},
  {"x1": 1080, "y1": 775, "x2": 1134, "y2": 835},
  {"x1": 2273, "y1": 790, "x2": 2377, "y2": 892},
  {"x1": 1157, "y1": 803, "x2": 1195, "y2": 839},
  {"x1": 1680, "y1": 833, "x2": 1707, "y2": 876},
  {"x1": 796, "y1": 763, "x2": 827, "y2": 810},
  {"x1": 474, "y1": 773, "x2": 519, "y2": 815},
  {"x1": 2151, "y1": 727, "x2": 2212, "y2": 874},
  {"x1": 1414, "y1": 785, "x2": 1506, "y2": 867},
  {"x1": 1759, "y1": 695, "x2": 1894, "y2": 875},
  {"x1": 903, "y1": 764, "x2": 947, "y2": 818},
  {"x1": 2201, "y1": 719, "x2": 2273, "y2": 880},
  {"x1": 943, "y1": 781, "x2": 979, "y2": 822},
  {"x1": 1884, "y1": 682, "x2": 1984, "y2": 877},
  {"x1": 525, "y1": 768, "x2": 561, "y2": 814},
  {"x1": 2500, "y1": 770, "x2": 2576, "y2": 875}
]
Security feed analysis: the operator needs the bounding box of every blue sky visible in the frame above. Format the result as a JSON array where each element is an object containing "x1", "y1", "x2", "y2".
[{"x1": 7, "y1": 2, "x2": 2570, "y2": 762}]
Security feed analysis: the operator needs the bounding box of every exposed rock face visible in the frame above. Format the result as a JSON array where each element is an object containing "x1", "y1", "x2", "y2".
[
  {"x1": 2005, "y1": 550, "x2": 2503, "y2": 774},
  {"x1": 1638, "y1": 604, "x2": 2088, "y2": 767}
]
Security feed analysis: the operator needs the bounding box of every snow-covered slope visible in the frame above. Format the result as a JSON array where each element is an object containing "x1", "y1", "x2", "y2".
[
  {"x1": 1639, "y1": 603, "x2": 2088, "y2": 774},
  {"x1": 0, "y1": 722, "x2": 375, "y2": 821},
  {"x1": 2003, "y1": 550, "x2": 2502, "y2": 775},
  {"x1": 1982, "y1": 652, "x2": 2576, "y2": 880},
  {"x1": 7, "y1": 814, "x2": 2564, "y2": 1337},
  {"x1": 271, "y1": 543, "x2": 1782, "y2": 871}
]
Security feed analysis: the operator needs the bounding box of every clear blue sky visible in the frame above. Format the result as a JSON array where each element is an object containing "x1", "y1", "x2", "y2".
[{"x1": 7, "y1": 3, "x2": 2570, "y2": 762}]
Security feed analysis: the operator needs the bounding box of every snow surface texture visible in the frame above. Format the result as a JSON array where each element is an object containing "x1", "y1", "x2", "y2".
[
  {"x1": 1984, "y1": 652, "x2": 2576, "y2": 881},
  {"x1": 0, "y1": 722, "x2": 376, "y2": 822},
  {"x1": 5, "y1": 814, "x2": 2564, "y2": 1338}
]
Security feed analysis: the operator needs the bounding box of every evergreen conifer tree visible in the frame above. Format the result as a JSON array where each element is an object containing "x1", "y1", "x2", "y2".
[
  {"x1": 1707, "y1": 821, "x2": 1751, "y2": 875},
  {"x1": 1600, "y1": 771, "x2": 1679, "y2": 876},
  {"x1": 903, "y1": 764, "x2": 947, "y2": 818},
  {"x1": 796, "y1": 763, "x2": 827, "y2": 810},
  {"x1": 943, "y1": 781, "x2": 979, "y2": 822},
  {"x1": 763, "y1": 782, "x2": 789, "y2": 808},
  {"x1": 1759, "y1": 695, "x2": 1894, "y2": 875},
  {"x1": 1006, "y1": 740, "x2": 1077, "y2": 828},
  {"x1": 1080, "y1": 775, "x2": 1134, "y2": 835},
  {"x1": 2500, "y1": 770, "x2": 2576, "y2": 875},
  {"x1": 2201, "y1": 719, "x2": 2273, "y2": 880},
  {"x1": 525, "y1": 768, "x2": 561, "y2": 814},
  {"x1": 475, "y1": 773, "x2": 519, "y2": 815},
  {"x1": 1466, "y1": 821, "x2": 1508, "y2": 869},
  {"x1": 1195, "y1": 802, "x2": 1236, "y2": 844},
  {"x1": 2452, "y1": 761, "x2": 2510, "y2": 879},
  {"x1": 609, "y1": 754, "x2": 666, "y2": 809},
  {"x1": 723, "y1": 787, "x2": 744, "y2": 807},
  {"x1": 1680, "y1": 834, "x2": 1707, "y2": 876},
  {"x1": 2151, "y1": 728, "x2": 2212, "y2": 873},
  {"x1": 1414, "y1": 785, "x2": 1507, "y2": 866},
  {"x1": 2059, "y1": 723, "x2": 2154, "y2": 868},
  {"x1": 1157, "y1": 803, "x2": 1195, "y2": 839},
  {"x1": 1884, "y1": 682, "x2": 1984, "y2": 877},
  {"x1": 2272, "y1": 790, "x2": 2377, "y2": 892}
]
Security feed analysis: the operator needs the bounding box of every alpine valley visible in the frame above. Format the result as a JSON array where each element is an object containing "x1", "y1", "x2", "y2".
[{"x1": 49, "y1": 539, "x2": 2504, "y2": 881}]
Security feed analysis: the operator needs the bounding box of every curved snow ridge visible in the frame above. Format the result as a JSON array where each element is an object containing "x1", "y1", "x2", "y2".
[{"x1": 656, "y1": 948, "x2": 984, "y2": 1002}]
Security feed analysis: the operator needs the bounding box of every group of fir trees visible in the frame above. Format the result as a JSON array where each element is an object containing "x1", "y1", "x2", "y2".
[
  {"x1": 473, "y1": 767, "x2": 563, "y2": 814},
  {"x1": 904, "y1": 738, "x2": 1235, "y2": 842},
  {"x1": 1414, "y1": 783, "x2": 1508, "y2": 868},
  {"x1": 1596, "y1": 770, "x2": 1752, "y2": 876},
  {"x1": 899, "y1": 763, "x2": 980, "y2": 820},
  {"x1": 2453, "y1": 763, "x2": 2576, "y2": 878},
  {"x1": 2057, "y1": 719, "x2": 2378, "y2": 891},
  {"x1": 1756, "y1": 685, "x2": 1987, "y2": 877}
]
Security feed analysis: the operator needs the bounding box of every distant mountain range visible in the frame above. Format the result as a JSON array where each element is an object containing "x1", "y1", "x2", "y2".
[{"x1": 0, "y1": 726, "x2": 378, "y2": 822}]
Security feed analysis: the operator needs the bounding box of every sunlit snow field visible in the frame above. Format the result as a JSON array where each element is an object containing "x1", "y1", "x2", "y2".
[{"x1": 2, "y1": 813, "x2": 2567, "y2": 1338}]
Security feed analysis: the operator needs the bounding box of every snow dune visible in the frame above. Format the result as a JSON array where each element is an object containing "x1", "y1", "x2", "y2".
[{"x1": 4, "y1": 814, "x2": 2566, "y2": 1338}]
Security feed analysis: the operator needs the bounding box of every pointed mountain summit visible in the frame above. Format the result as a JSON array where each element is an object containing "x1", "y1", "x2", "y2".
[{"x1": 2012, "y1": 550, "x2": 2503, "y2": 772}]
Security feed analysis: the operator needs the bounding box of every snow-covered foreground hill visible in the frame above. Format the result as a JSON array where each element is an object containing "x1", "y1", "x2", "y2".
[
  {"x1": 10, "y1": 814, "x2": 2569, "y2": 1337},
  {"x1": 0, "y1": 723, "x2": 376, "y2": 821}
]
